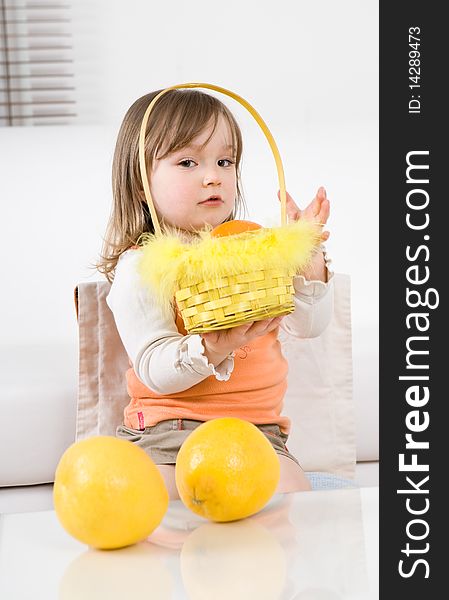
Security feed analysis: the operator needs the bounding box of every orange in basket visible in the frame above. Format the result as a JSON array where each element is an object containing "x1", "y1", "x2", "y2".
[{"x1": 210, "y1": 220, "x2": 262, "y2": 238}]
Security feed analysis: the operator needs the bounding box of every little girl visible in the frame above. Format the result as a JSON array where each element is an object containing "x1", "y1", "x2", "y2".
[{"x1": 97, "y1": 88, "x2": 333, "y2": 500}]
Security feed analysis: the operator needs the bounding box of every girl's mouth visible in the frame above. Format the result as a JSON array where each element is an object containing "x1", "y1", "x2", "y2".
[{"x1": 199, "y1": 197, "x2": 224, "y2": 206}]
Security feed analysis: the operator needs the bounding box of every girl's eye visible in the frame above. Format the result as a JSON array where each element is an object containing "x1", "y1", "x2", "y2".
[
  {"x1": 178, "y1": 159, "x2": 196, "y2": 168},
  {"x1": 178, "y1": 158, "x2": 235, "y2": 168}
]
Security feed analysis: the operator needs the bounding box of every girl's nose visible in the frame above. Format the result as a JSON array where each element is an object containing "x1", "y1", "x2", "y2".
[{"x1": 202, "y1": 166, "x2": 221, "y2": 186}]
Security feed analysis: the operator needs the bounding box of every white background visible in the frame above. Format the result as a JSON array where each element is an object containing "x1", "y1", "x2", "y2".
[{"x1": 0, "y1": 0, "x2": 378, "y2": 460}]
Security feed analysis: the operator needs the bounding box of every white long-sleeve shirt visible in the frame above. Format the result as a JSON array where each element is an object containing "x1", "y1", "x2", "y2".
[{"x1": 106, "y1": 248, "x2": 334, "y2": 396}]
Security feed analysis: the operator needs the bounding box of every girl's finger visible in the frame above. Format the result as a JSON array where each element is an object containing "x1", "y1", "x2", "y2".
[
  {"x1": 252, "y1": 317, "x2": 277, "y2": 334},
  {"x1": 303, "y1": 189, "x2": 323, "y2": 220},
  {"x1": 314, "y1": 186, "x2": 327, "y2": 217},
  {"x1": 269, "y1": 316, "x2": 283, "y2": 328},
  {"x1": 318, "y1": 186, "x2": 327, "y2": 200},
  {"x1": 286, "y1": 191, "x2": 301, "y2": 220},
  {"x1": 201, "y1": 332, "x2": 219, "y2": 345},
  {"x1": 277, "y1": 190, "x2": 300, "y2": 221},
  {"x1": 258, "y1": 317, "x2": 276, "y2": 329},
  {"x1": 264, "y1": 316, "x2": 282, "y2": 329},
  {"x1": 243, "y1": 320, "x2": 266, "y2": 335},
  {"x1": 318, "y1": 198, "x2": 330, "y2": 224},
  {"x1": 321, "y1": 230, "x2": 330, "y2": 241},
  {"x1": 236, "y1": 321, "x2": 255, "y2": 334},
  {"x1": 285, "y1": 190, "x2": 301, "y2": 210}
]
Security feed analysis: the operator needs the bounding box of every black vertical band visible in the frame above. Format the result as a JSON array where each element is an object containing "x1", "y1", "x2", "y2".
[{"x1": 380, "y1": 1, "x2": 444, "y2": 594}]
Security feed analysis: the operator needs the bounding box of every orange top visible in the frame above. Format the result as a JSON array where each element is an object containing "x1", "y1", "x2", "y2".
[
  {"x1": 124, "y1": 307, "x2": 291, "y2": 433},
  {"x1": 121, "y1": 244, "x2": 291, "y2": 433}
]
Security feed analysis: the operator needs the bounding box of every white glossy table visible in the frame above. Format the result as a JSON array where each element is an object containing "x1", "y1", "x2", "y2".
[{"x1": 0, "y1": 486, "x2": 378, "y2": 599}]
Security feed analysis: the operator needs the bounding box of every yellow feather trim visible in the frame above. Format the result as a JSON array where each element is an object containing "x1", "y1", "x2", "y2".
[{"x1": 137, "y1": 220, "x2": 322, "y2": 316}]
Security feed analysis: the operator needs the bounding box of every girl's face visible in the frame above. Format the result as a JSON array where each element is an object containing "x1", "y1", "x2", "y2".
[{"x1": 149, "y1": 115, "x2": 237, "y2": 232}]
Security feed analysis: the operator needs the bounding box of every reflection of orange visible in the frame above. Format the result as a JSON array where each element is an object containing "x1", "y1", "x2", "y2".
[
  {"x1": 59, "y1": 544, "x2": 173, "y2": 600},
  {"x1": 211, "y1": 219, "x2": 262, "y2": 237},
  {"x1": 180, "y1": 520, "x2": 286, "y2": 600}
]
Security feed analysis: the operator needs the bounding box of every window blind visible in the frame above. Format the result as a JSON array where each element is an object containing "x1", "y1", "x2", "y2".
[{"x1": 1, "y1": 1, "x2": 76, "y2": 126}]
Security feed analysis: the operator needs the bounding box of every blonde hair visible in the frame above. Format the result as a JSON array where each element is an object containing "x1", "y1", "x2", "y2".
[{"x1": 94, "y1": 89, "x2": 247, "y2": 282}]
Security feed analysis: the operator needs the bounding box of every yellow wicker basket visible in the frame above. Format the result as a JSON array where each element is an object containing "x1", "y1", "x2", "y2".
[{"x1": 137, "y1": 83, "x2": 321, "y2": 333}]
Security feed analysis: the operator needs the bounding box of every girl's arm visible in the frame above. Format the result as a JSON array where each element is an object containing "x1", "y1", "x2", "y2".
[
  {"x1": 277, "y1": 186, "x2": 333, "y2": 338},
  {"x1": 279, "y1": 246, "x2": 334, "y2": 339},
  {"x1": 106, "y1": 250, "x2": 235, "y2": 396},
  {"x1": 301, "y1": 246, "x2": 328, "y2": 283}
]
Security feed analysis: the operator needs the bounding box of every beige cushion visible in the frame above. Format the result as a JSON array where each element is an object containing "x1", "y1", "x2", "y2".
[
  {"x1": 75, "y1": 273, "x2": 355, "y2": 478},
  {"x1": 279, "y1": 274, "x2": 355, "y2": 478},
  {"x1": 76, "y1": 282, "x2": 130, "y2": 440}
]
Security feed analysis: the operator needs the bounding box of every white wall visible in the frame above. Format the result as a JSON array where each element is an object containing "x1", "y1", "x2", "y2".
[{"x1": 0, "y1": 0, "x2": 378, "y2": 460}]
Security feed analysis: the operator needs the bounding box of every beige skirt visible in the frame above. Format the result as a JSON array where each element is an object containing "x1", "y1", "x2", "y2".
[{"x1": 116, "y1": 418, "x2": 300, "y2": 467}]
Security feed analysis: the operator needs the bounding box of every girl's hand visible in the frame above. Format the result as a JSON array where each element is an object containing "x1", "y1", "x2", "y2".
[
  {"x1": 201, "y1": 317, "x2": 284, "y2": 364},
  {"x1": 277, "y1": 186, "x2": 331, "y2": 282},
  {"x1": 277, "y1": 186, "x2": 330, "y2": 242}
]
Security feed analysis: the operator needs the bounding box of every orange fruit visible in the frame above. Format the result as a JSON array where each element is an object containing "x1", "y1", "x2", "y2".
[
  {"x1": 210, "y1": 219, "x2": 262, "y2": 237},
  {"x1": 53, "y1": 436, "x2": 169, "y2": 549},
  {"x1": 175, "y1": 418, "x2": 280, "y2": 522}
]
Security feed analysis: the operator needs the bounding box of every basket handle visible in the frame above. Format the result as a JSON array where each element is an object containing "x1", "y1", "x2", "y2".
[{"x1": 138, "y1": 82, "x2": 287, "y2": 237}]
